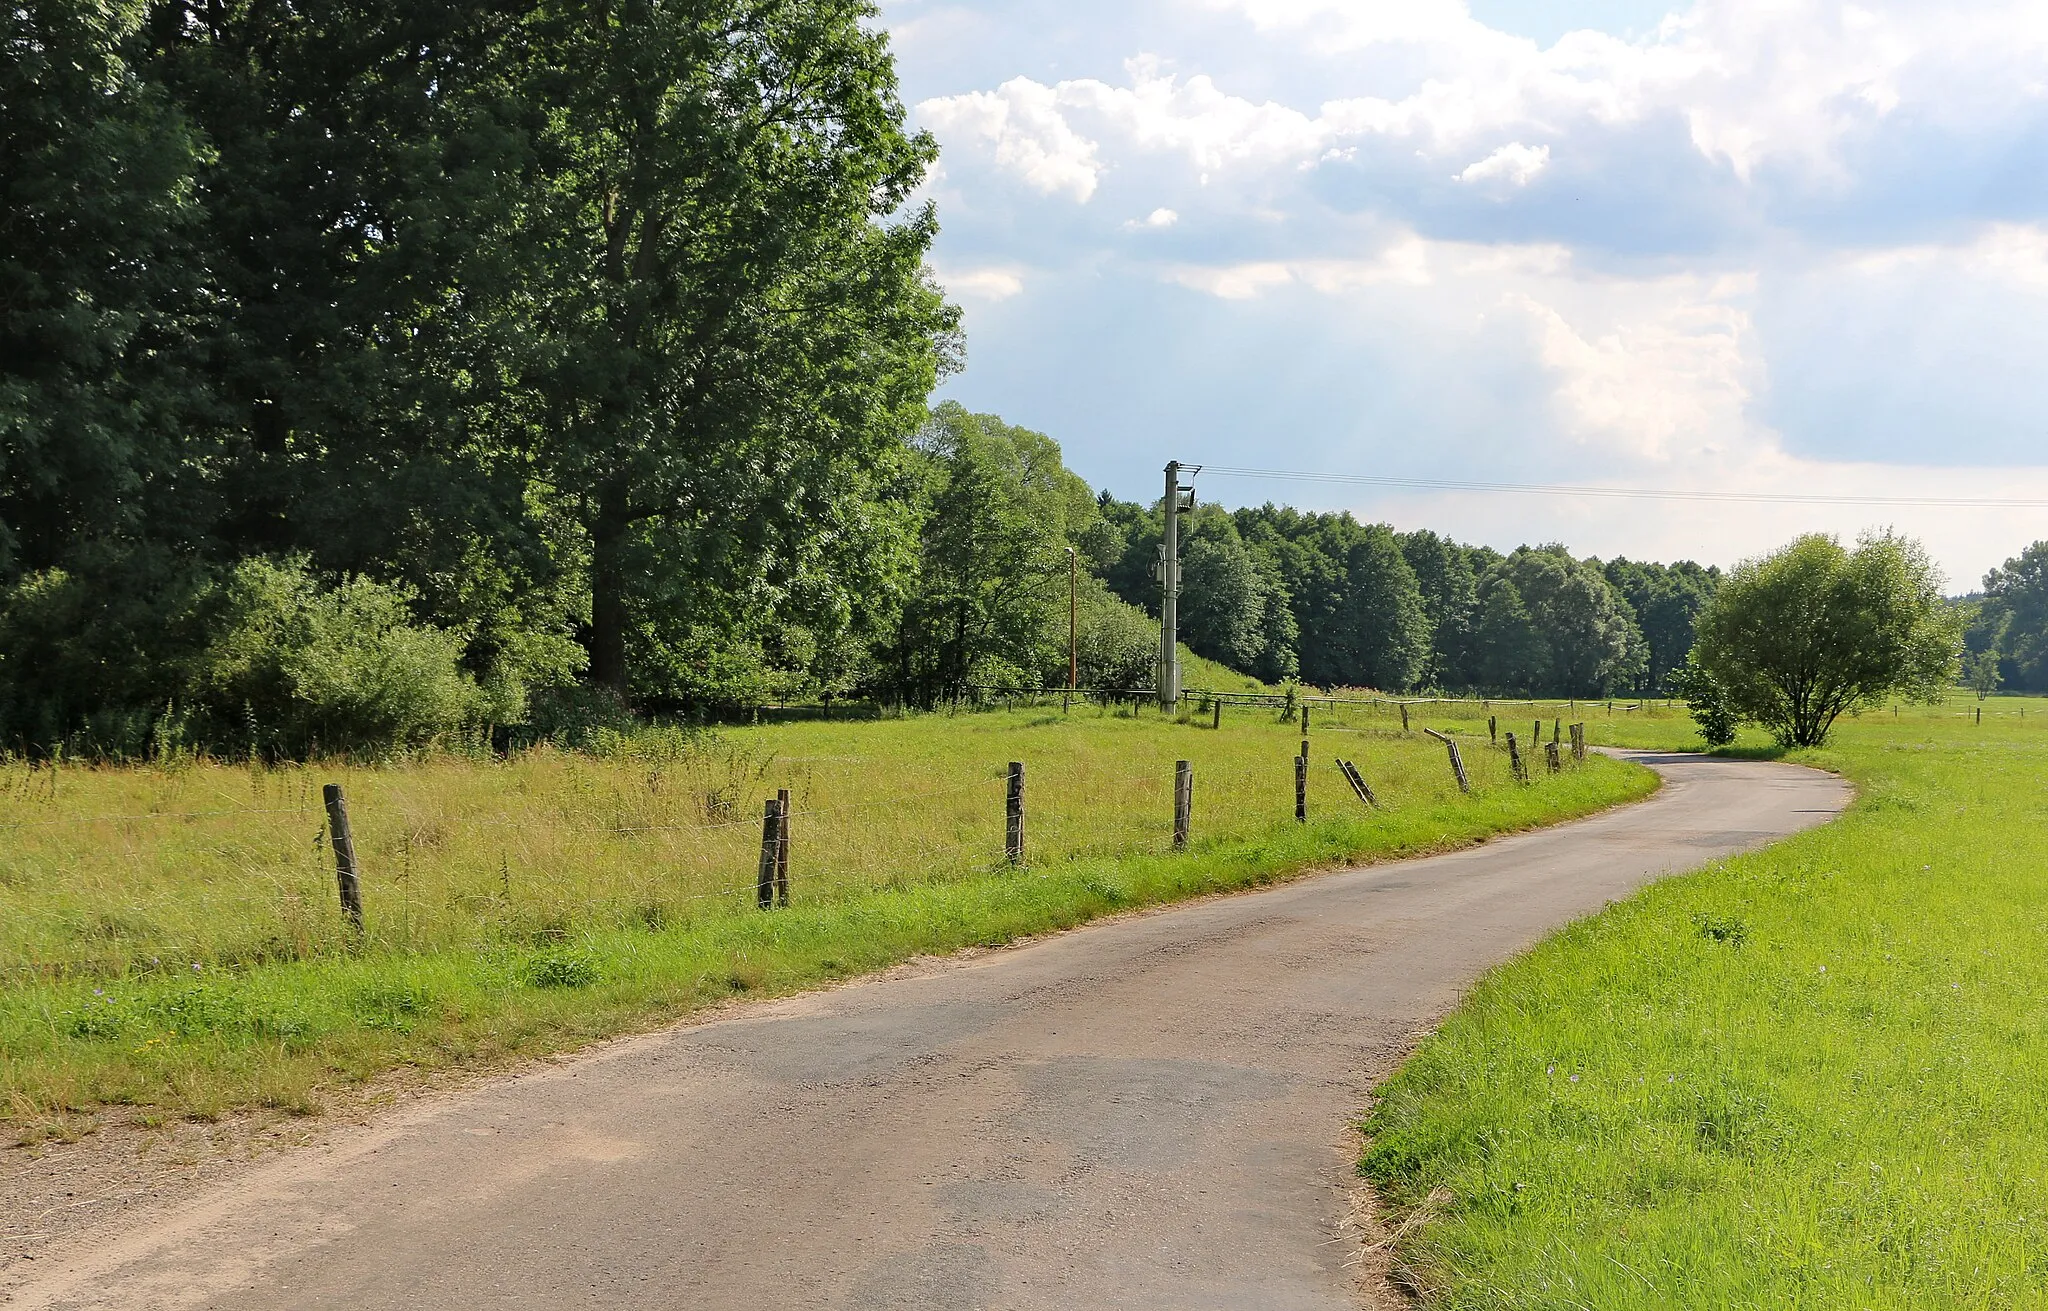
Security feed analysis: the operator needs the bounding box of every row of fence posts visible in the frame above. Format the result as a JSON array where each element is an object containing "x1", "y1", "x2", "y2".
[{"x1": 314, "y1": 712, "x2": 1598, "y2": 926}]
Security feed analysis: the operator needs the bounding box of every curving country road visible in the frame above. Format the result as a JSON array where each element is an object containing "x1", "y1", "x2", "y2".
[{"x1": 5, "y1": 752, "x2": 1848, "y2": 1311}]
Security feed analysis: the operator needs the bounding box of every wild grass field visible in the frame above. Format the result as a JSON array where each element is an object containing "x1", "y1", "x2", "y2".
[
  {"x1": 0, "y1": 694, "x2": 1651, "y2": 1143},
  {"x1": 1363, "y1": 693, "x2": 2048, "y2": 1308}
]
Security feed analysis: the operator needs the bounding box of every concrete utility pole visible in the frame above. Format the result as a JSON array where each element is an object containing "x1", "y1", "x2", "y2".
[{"x1": 1158, "y1": 461, "x2": 1197, "y2": 710}]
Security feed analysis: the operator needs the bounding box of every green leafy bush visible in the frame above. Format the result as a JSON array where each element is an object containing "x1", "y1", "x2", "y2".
[
  {"x1": 1072, "y1": 585, "x2": 1157, "y2": 690},
  {"x1": 522, "y1": 949, "x2": 601, "y2": 989},
  {"x1": 1667, "y1": 653, "x2": 1739, "y2": 746},
  {"x1": 194, "y1": 557, "x2": 485, "y2": 755}
]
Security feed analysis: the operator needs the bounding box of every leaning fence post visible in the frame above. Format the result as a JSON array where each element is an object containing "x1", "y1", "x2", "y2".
[
  {"x1": 322, "y1": 784, "x2": 364, "y2": 932},
  {"x1": 1422, "y1": 729, "x2": 1470, "y2": 794},
  {"x1": 1545, "y1": 740, "x2": 1561, "y2": 774},
  {"x1": 1173, "y1": 760, "x2": 1192, "y2": 850},
  {"x1": 1295, "y1": 754, "x2": 1308, "y2": 822},
  {"x1": 775, "y1": 787, "x2": 791, "y2": 908},
  {"x1": 1400, "y1": 703, "x2": 1411, "y2": 732},
  {"x1": 1507, "y1": 732, "x2": 1528, "y2": 783},
  {"x1": 757, "y1": 798, "x2": 781, "y2": 910},
  {"x1": 1006, "y1": 761, "x2": 1025, "y2": 865},
  {"x1": 1338, "y1": 758, "x2": 1379, "y2": 808}
]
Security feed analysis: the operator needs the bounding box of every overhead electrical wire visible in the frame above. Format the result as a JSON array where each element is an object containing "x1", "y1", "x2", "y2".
[{"x1": 1194, "y1": 466, "x2": 2048, "y2": 510}]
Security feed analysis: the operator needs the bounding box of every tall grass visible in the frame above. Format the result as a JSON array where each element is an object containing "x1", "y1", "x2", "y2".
[
  {"x1": 1362, "y1": 692, "x2": 2048, "y2": 1308},
  {"x1": 0, "y1": 700, "x2": 1651, "y2": 1139}
]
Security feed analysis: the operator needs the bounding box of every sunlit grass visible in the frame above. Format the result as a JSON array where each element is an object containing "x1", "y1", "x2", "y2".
[
  {"x1": 1361, "y1": 690, "x2": 2048, "y2": 1308},
  {"x1": 0, "y1": 700, "x2": 1652, "y2": 1139}
]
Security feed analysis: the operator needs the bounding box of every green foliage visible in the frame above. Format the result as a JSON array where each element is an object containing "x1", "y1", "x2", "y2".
[
  {"x1": 1975, "y1": 541, "x2": 2048, "y2": 691},
  {"x1": 1492, "y1": 547, "x2": 1645, "y2": 697},
  {"x1": 1073, "y1": 582, "x2": 1159, "y2": 689},
  {"x1": 888, "y1": 405, "x2": 1097, "y2": 702},
  {"x1": 1402, "y1": 530, "x2": 1480, "y2": 690},
  {"x1": 1474, "y1": 574, "x2": 1548, "y2": 693},
  {"x1": 4, "y1": 0, "x2": 955, "y2": 729},
  {"x1": 1603, "y1": 557, "x2": 1720, "y2": 694},
  {"x1": 0, "y1": 556, "x2": 493, "y2": 756},
  {"x1": 1666, "y1": 653, "x2": 1739, "y2": 746},
  {"x1": 194, "y1": 558, "x2": 486, "y2": 755},
  {"x1": 0, "y1": 0, "x2": 210, "y2": 583},
  {"x1": 1237, "y1": 507, "x2": 1428, "y2": 691},
  {"x1": 1695, "y1": 532, "x2": 1961, "y2": 748},
  {"x1": 522, "y1": 950, "x2": 602, "y2": 990},
  {"x1": 1964, "y1": 649, "x2": 2003, "y2": 699},
  {"x1": 0, "y1": 561, "x2": 202, "y2": 752},
  {"x1": 1176, "y1": 507, "x2": 1297, "y2": 681}
]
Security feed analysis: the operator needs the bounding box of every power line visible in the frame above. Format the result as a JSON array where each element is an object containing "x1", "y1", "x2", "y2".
[{"x1": 1196, "y1": 466, "x2": 2048, "y2": 510}]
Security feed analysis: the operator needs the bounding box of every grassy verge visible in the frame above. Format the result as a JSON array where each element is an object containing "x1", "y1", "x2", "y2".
[
  {"x1": 1362, "y1": 695, "x2": 2048, "y2": 1308},
  {"x1": 0, "y1": 703, "x2": 1651, "y2": 1142}
]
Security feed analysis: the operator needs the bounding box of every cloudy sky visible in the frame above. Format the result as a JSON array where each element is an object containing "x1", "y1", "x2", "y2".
[{"x1": 878, "y1": 0, "x2": 2048, "y2": 589}]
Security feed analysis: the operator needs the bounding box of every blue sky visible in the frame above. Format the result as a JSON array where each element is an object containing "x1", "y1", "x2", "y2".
[{"x1": 879, "y1": 0, "x2": 2048, "y2": 586}]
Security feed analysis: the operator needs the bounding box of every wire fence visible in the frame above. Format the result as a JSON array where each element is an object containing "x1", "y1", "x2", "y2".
[{"x1": 0, "y1": 702, "x2": 1676, "y2": 984}]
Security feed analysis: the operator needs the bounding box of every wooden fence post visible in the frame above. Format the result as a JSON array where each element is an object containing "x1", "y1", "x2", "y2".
[
  {"x1": 1301, "y1": 703, "x2": 1310, "y2": 737},
  {"x1": 1506, "y1": 733, "x2": 1528, "y2": 783},
  {"x1": 1174, "y1": 760, "x2": 1192, "y2": 851},
  {"x1": 1212, "y1": 699, "x2": 1222, "y2": 730},
  {"x1": 1488, "y1": 715, "x2": 1497, "y2": 744},
  {"x1": 322, "y1": 784, "x2": 364, "y2": 932},
  {"x1": 1545, "y1": 741, "x2": 1561, "y2": 774},
  {"x1": 756, "y1": 798, "x2": 781, "y2": 910},
  {"x1": 1553, "y1": 719, "x2": 1561, "y2": 745},
  {"x1": 775, "y1": 787, "x2": 791, "y2": 908},
  {"x1": 1006, "y1": 761, "x2": 1025, "y2": 865},
  {"x1": 1400, "y1": 703, "x2": 1411, "y2": 732},
  {"x1": 1573, "y1": 723, "x2": 1586, "y2": 762},
  {"x1": 1338, "y1": 758, "x2": 1379, "y2": 808},
  {"x1": 1295, "y1": 754, "x2": 1308, "y2": 822},
  {"x1": 1422, "y1": 729, "x2": 1470, "y2": 794}
]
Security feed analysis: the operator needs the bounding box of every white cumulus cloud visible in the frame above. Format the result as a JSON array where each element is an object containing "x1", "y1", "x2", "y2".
[
  {"x1": 1455, "y1": 141, "x2": 1551, "y2": 185},
  {"x1": 918, "y1": 77, "x2": 1105, "y2": 201}
]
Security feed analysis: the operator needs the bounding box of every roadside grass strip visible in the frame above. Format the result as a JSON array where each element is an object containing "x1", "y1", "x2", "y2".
[
  {"x1": 0, "y1": 707, "x2": 1651, "y2": 1139},
  {"x1": 1363, "y1": 699, "x2": 2048, "y2": 1308}
]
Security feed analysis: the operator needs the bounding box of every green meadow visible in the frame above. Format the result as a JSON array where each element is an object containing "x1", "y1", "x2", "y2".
[
  {"x1": 1364, "y1": 694, "x2": 2048, "y2": 1308},
  {"x1": 0, "y1": 695, "x2": 1649, "y2": 1143}
]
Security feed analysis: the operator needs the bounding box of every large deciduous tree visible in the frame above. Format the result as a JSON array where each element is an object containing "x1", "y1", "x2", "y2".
[
  {"x1": 1, "y1": 0, "x2": 209, "y2": 580},
  {"x1": 1491, "y1": 547, "x2": 1643, "y2": 697},
  {"x1": 1694, "y1": 532, "x2": 1960, "y2": 748},
  {"x1": 1979, "y1": 542, "x2": 2048, "y2": 692},
  {"x1": 507, "y1": 0, "x2": 956, "y2": 697},
  {"x1": 1603, "y1": 557, "x2": 1718, "y2": 694},
  {"x1": 887, "y1": 405, "x2": 1093, "y2": 703}
]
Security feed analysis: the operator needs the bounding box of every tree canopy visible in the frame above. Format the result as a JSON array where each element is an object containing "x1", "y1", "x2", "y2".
[{"x1": 1693, "y1": 532, "x2": 1960, "y2": 747}]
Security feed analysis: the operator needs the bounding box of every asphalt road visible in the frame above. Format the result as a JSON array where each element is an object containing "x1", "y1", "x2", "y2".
[{"x1": 5, "y1": 751, "x2": 1849, "y2": 1311}]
